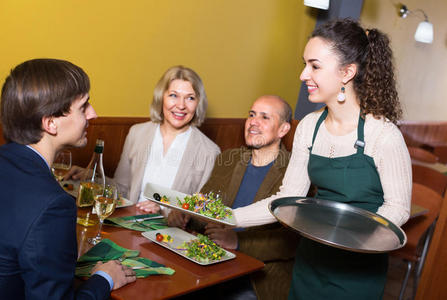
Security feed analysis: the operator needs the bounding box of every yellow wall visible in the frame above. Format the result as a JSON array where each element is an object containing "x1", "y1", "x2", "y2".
[
  {"x1": 0, "y1": 0, "x2": 316, "y2": 118},
  {"x1": 361, "y1": 0, "x2": 447, "y2": 121}
]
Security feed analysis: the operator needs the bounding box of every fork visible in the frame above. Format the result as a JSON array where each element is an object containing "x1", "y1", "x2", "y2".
[
  {"x1": 118, "y1": 254, "x2": 126, "y2": 262},
  {"x1": 134, "y1": 219, "x2": 153, "y2": 229}
]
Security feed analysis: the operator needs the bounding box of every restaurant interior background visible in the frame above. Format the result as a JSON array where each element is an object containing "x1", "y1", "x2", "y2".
[{"x1": 0, "y1": 0, "x2": 445, "y2": 121}]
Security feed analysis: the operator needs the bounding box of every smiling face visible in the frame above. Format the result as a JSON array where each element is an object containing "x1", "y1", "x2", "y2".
[
  {"x1": 55, "y1": 94, "x2": 97, "y2": 148},
  {"x1": 244, "y1": 96, "x2": 287, "y2": 150},
  {"x1": 300, "y1": 37, "x2": 345, "y2": 104},
  {"x1": 161, "y1": 79, "x2": 198, "y2": 132}
]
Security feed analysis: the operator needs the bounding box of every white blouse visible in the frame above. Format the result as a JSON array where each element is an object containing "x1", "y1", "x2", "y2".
[
  {"x1": 138, "y1": 125, "x2": 192, "y2": 203},
  {"x1": 233, "y1": 110, "x2": 412, "y2": 228}
]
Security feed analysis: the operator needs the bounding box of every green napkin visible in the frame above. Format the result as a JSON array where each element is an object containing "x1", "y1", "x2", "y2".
[
  {"x1": 76, "y1": 239, "x2": 175, "y2": 278},
  {"x1": 104, "y1": 214, "x2": 168, "y2": 231}
]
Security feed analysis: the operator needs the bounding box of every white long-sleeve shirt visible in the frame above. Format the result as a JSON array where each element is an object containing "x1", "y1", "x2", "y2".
[{"x1": 234, "y1": 110, "x2": 412, "y2": 228}]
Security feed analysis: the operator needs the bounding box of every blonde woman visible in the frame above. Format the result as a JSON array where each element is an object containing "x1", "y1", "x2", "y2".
[
  {"x1": 115, "y1": 66, "x2": 220, "y2": 211},
  {"x1": 67, "y1": 66, "x2": 220, "y2": 212}
]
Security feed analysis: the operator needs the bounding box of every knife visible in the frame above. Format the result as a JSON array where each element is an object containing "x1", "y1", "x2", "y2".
[{"x1": 124, "y1": 215, "x2": 164, "y2": 223}]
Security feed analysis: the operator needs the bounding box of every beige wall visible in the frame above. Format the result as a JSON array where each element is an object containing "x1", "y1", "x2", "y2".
[
  {"x1": 361, "y1": 0, "x2": 447, "y2": 121},
  {"x1": 0, "y1": 0, "x2": 316, "y2": 118}
]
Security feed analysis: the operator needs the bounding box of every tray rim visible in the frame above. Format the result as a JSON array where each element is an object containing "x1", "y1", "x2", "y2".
[
  {"x1": 141, "y1": 227, "x2": 236, "y2": 265},
  {"x1": 269, "y1": 196, "x2": 407, "y2": 253}
]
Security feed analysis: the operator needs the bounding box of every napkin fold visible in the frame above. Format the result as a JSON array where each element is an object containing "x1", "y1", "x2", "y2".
[
  {"x1": 104, "y1": 214, "x2": 167, "y2": 231},
  {"x1": 76, "y1": 239, "x2": 174, "y2": 278}
]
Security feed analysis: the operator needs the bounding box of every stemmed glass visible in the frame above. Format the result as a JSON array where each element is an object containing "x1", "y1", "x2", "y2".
[
  {"x1": 52, "y1": 150, "x2": 72, "y2": 181},
  {"x1": 88, "y1": 181, "x2": 118, "y2": 245}
]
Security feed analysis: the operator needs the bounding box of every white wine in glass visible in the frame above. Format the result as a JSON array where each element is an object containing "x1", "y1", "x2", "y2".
[
  {"x1": 94, "y1": 195, "x2": 116, "y2": 220},
  {"x1": 89, "y1": 183, "x2": 118, "y2": 245},
  {"x1": 52, "y1": 150, "x2": 72, "y2": 181},
  {"x1": 76, "y1": 182, "x2": 102, "y2": 226}
]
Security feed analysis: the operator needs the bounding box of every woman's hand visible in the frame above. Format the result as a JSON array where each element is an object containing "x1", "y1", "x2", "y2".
[
  {"x1": 136, "y1": 200, "x2": 161, "y2": 213},
  {"x1": 63, "y1": 165, "x2": 85, "y2": 180},
  {"x1": 167, "y1": 210, "x2": 190, "y2": 229},
  {"x1": 204, "y1": 223, "x2": 238, "y2": 249}
]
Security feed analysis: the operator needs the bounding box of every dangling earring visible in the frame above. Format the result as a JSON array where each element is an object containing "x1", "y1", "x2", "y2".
[{"x1": 337, "y1": 86, "x2": 346, "y2": 103}]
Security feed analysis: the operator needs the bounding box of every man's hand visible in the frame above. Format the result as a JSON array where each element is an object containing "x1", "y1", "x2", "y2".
[
  {"x1": 167, "y1": 210, "x2": 190, "y2": 229},
  {"x1": 63, "y1": 165, "x2": 85, "y2": 181},
  {"x1": 136, "y1": 200, "x2": 161, "y2": 213},
  {"x1": 204, "y1": 223, "x2": 238, "y2": 249},
  {"x1": 91, "y1": 260, "x2": 136, "y2": 290}
]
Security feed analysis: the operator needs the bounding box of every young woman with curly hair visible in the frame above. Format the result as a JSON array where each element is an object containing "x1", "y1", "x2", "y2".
[{"x1": 231, "y1": 19, "x2": 412, "y2": 299}]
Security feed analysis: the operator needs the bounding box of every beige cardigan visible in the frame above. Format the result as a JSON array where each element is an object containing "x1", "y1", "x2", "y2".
[{"x1": 113, "y1": 121, "x2": 221, "y2": 204}]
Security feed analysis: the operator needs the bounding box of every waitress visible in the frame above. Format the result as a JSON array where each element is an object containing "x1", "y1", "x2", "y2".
[{"x1": 232, "y1": 19, "x2": 412, "y2": 299}]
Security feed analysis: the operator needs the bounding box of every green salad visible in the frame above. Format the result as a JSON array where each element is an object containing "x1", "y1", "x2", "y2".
[
  {"x1": 178, "y1": 234, "x2": 226, "y2": 263},
  {"x1": 177, "y1": 192, "x2": 232, "y2": 220}
]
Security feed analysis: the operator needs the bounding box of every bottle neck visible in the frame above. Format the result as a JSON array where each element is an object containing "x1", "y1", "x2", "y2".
[{"x1": 94, "y1": 145, "x2": 104, "y2": 154}]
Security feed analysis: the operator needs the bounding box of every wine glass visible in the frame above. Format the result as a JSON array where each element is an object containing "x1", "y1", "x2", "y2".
[
  {"x1": 88, "y1": 181, "x2": 118, "y2": 245},
  {"x1": 76, "y1": 181, "x2": 102, "y2": 227},
  {"x1": 52, "y1": 150, "x2": 72, "y2": 181}
]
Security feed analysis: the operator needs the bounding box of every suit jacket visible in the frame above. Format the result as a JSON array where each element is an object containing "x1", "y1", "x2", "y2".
[
  {"x1": 114, "y1": 121, "x2": 220, "y2": 204},
  {"x1": 200, "y1": 145, "x2": 299, "y2": 300},
  {"x1": 0, "y1": 143, "x2": 110, "y2": 300}
]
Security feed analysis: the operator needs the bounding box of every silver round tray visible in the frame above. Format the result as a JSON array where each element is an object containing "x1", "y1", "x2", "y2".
[{"x1": 269, "y1": 197, "x2": 407, "y2": 253}]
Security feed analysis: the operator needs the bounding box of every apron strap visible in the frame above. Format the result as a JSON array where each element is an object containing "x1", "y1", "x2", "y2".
[
  {"x1": 311, "y1": 107, "x2": 328, "y2": 148},
  {"x1": 355, "y1": 112, "x2": 365, "y2": 154},
  {"x1": 310, "y1": 107, "x2": 366, "y2": 154}
]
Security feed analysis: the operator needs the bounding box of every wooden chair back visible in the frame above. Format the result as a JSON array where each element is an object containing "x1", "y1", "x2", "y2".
[
  {"x1": 412, "y1": 164, "x2": 447, "y2": 197},
  {"x1": 433, "y1": 146, "x2": 447, "y2": 164},
  {"x1": 64, "y1": 117, "x2": 299, "y2": 176},
  {"x1": 391, "y1": 183, "x2": 443, "y2": 261},
  {"x1": 408, "y1": 146, "x2": 439, "y2": 164}
]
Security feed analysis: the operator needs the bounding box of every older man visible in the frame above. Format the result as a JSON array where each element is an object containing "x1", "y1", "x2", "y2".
[
  {"x1": 170, "y1": 95, "x2": 299, "y2": 300},
  {"x1": 0, "y1": 59, "x2": 135, "y2": 300}
]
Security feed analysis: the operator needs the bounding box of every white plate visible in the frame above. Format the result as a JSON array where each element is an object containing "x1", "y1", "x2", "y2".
[
  {"x1": 59, "y1": 180, "x2": 132, "y2": 208},
  {"x1": 116, "y1": 197, "x2": 133, "y2": 208},
  {"x1": 143, "y1": 182, "x2": 236, "y2": 227},
  {"x1": 60, "y1": 180, "x2": 79, "y2": 198},
  {"x1": 142, "y1": 227, "x2": 236, "y2": 265}
]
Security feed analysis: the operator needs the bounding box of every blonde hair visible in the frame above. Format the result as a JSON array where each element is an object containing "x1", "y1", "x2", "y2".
[{"x1": 150, "y1": 66, "x2": 207, "y2": 126}]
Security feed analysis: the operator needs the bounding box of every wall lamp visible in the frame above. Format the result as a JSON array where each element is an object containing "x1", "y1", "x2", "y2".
[
  {"x1": 399, "y1": 4, "x2": 433, "y2": 44},
  {"x1": 304, "y1": 0, "x2": 330, "y2": 10}
]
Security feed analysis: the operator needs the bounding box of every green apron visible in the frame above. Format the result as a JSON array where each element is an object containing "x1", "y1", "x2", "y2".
[{"x1": 288, "y1": 108, "x2": 388, "y2": 300}]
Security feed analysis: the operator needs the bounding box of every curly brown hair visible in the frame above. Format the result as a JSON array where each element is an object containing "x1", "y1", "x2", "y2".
[{"x1": 312, "y1": 19, "x2": 402, "y2": 124}]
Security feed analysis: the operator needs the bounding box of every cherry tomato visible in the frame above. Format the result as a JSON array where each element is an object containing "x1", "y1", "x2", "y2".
[
  {"x1": 182, "y1": 203, "x2": 190, "y2": 210},
  {"x1": 63, "y1": 183, "x2": 74, "y2": 191},
  {"x1": 156, "y1": 233, "x2": 163, "y2": 242}
]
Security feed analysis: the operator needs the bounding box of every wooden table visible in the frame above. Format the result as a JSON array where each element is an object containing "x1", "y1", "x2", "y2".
[{"x1": 77, "y1": 206, "x2": 264, "y2": 300}]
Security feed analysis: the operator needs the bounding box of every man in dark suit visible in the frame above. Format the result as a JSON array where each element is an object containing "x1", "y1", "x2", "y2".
[{"x1": 0, "y1": 59, "x2": 136, "y2": 299}]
